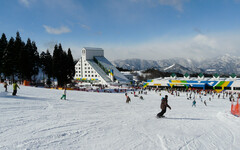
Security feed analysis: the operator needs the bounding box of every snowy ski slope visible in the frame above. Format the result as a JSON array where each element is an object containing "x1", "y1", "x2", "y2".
[{"x1": 0, "y1": 84, "x2": 240, "y2": 150}]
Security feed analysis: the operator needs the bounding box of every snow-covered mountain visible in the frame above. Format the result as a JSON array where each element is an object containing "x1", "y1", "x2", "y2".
[
  {"x1": 112, "y1": 58, "x2": 160, "y2": 70},
  {"x1": 112, "y1": 54, "x2": 240, "y2": 74},
  {"x1": 199, "y1": 54, "x2": 240, "y2": 74}
]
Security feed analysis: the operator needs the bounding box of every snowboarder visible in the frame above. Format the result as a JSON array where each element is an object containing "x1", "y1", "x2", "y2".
[
  {"x1": 61, "y1": 88, "x2": 67, "y2": 100},
  {"x1": 3, "y1": 81, "x2": 8, "y2": 92},
  {"x1": 157, "y1": 95, "x2": 171, "y2": 118},
  {"x1": 204, "y1": 100, "x2": 207, "y2": 106},
  {"x1": 139, "y1": 96, "x2": 144, "y2": 100},
  {"x1": 126, "y1": 96, "x2": 131, "y2": 103},
  {"x1": 12, "y1": 81, "x2": 20, "y2": 96},
  {"x1": 192, "y1": 99, "x2": 196, "y2": 107}
]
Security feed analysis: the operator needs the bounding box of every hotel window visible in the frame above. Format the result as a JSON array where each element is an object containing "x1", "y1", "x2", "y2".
[
  {"x1": 85, "y1": 75, "x2": 87, "y2": 77},
  {"x1": 85, "y1": 63, "x2": 87, "y2": 66},
  {"x1": 92, "y1": 75, "x2": 94, "y2": 77},
  {"x1": 85, "y1": 71, "x2": 87, "y2": 73},
  {"x1": 85, "y1": 67, "x2": 87, "y2": 70},
  {"x1": 88, "y1": 75, "x2": 90, "y2": 77},
  {"x1": 88, "y1": 71, "x2": 90, "y2": 73},
  {"x1": 95, "y1": 75, "x2": 97, "y2": 77},
  {"x1": 88, "y1": 67, "x2": 90, "y2": 69},
  {"x1": 79, "y1": 67, "x2": 80, "y2": 69}
]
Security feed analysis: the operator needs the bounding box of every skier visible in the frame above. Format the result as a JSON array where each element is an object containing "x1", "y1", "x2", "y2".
[
  {"x1": 204, "y1": 100, "x2": 207, "y2": 106},
  {"x1": 229, "y1": 94, "x2": 233, "y2": 102},
  {"x1": 3, "y1": 81, "x2": 8, "y2": 92},
  {"x1": 12, "y1": 81, "x2": 20, "y2": 96},
  {"x1": 192, "y1": 99, "x2": 196, "y2": 107},
  {"x1": 61, "y1": 88, "x2": 67, "y2": 100},
  {"x1": 126, "y1": 96, "x2": 131, "y2": 103},
  {"x1": 157, "y1": 95, "x2": 171, "y2": 118}
]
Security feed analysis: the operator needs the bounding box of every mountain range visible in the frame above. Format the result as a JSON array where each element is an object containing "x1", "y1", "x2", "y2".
[{"x1": 112, "y1": 54, "x2": 240, "y2": 75}]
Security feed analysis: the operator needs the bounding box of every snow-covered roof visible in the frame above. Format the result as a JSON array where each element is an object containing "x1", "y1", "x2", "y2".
[{"x1": 83, "y1": 47, "x2": 103, "y2": 51}]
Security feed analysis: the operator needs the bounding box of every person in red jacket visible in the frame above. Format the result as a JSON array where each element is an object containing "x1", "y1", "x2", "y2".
[{"x1": 157, "y1": 95, "x2": 171, "y2": 118}]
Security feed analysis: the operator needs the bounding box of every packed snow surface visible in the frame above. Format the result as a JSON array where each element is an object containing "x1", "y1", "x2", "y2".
[{"x1": 0, "y1": 84, "x2": 240, "y2": 150}]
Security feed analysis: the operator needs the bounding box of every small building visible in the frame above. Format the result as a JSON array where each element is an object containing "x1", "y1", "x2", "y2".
[{"x1": 74, "y1": 47, "x2": 129, "y2": 85}]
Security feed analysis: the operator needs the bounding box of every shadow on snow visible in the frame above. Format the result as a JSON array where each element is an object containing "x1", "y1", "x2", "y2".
[
  {"x1": 164, "y1": 117, "x2": 208, "y2": 120},
  {"x1": 0, "y1": 92, "x2": 49, "y2": 101}
]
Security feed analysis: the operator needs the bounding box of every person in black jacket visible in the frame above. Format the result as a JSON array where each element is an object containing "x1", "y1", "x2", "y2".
[{"x1": 157, "y1": 95, "x2": 171, "y2": 118}]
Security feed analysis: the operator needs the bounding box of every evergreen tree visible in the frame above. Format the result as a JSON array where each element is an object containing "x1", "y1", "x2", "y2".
[
  {"x1": 29, "y1": 41, "x2": 39, "y2": 81},
  {"x1": 0, "y1": 33, "x2": 8, "y2": 78},
  {"x1": 40, "y1": 50, "x2": 53, "y2": 79},
  {"x1": 52, "y1": 44, "x2": 75, "y2": 87},
  {"x1": 19, "y1": 38, "x2": 31, "y2": 80},
  {"x1": 53, "y1": 44, "x2": 65, "y2": 86},
  {"x1": 2, "y1": 37, "x2": 15, "y2": 79},
  {"x1": 61, "y1": 50, "x2": 69, "y2": 85},
  {"x1": 66, "y1": 48, "x2": 75, "y2": 82},
  {"x1": 18, "y1": 38, "x2": 39, "y2": 81},
  {"x1": 14, "y1": 31, "x2": 25, "y2": 80}
]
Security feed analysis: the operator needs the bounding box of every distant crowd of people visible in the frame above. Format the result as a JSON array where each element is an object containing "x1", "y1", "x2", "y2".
[{"x1": 124, "y1": 87, "x2": 240, "y2": 118}]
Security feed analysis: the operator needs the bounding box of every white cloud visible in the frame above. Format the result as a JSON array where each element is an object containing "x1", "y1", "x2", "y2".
[
  {"x1": 55, "y1": 32, "x2": 240, "y2": 61},
  {"x1": 130, "y1": 0, "x2": 189, "y2": 12},
  {"x1": 158, "y1": 0, "x2": 189, "y2": 12},
  {"x1": 43, "y1": 25, "x2": 71, "y2": 35},
  {"x1": 98, "y1": 32, "x2": 240, "y2": 61},
  {"x1": 80, "y1": 24, "x2": 91, "y2": 30},
  {"x1": 19, "y1": 0, "x2": 30, "y2": 7}
]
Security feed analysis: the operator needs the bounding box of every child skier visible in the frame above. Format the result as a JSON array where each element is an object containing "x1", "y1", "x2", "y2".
[
  {"x1": 3, "y1": 81, "x2": 8, "y2": 92},
  {"x1": 192, "y1": 99, "x2": 196, "y2": 107},
  {"x1": 61, "y1": 88, "x2": 67, "y2": 100}
]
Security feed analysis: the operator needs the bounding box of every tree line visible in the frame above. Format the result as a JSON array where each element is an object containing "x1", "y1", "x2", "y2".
[{"x1": 0, "y1": 32, "x2": 75, "y2": 87}]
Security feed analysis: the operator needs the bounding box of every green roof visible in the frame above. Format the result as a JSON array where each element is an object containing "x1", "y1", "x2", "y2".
[{"x1": 198, "y1": 73, "x2": 204, "y2": 78}]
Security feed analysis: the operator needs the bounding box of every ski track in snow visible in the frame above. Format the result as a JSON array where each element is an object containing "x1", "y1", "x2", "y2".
[{"x1": 0, "y1": 84, "x2": 240, "y2": 150}]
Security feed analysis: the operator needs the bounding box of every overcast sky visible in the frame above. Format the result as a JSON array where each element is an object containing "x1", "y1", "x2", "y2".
[{"x1": 0, "y1": 0, "x2": 240, "y2": 61}]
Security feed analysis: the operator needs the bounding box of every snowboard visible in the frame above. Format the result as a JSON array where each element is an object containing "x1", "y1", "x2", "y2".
[{"x1": 156, "y1": 115, "x2": 165, "y2": 118}]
